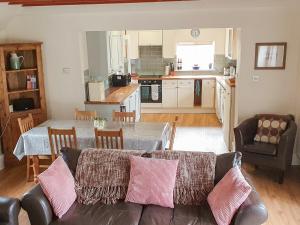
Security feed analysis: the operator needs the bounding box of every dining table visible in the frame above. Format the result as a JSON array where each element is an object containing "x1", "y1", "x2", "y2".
[{"x1": 14, "y1": 119, "x2": 171, "y2": 161}]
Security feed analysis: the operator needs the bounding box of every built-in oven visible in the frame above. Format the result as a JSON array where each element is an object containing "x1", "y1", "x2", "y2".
[{"x1": 139, "y1": 80, "x2": 162, "y2": 103}]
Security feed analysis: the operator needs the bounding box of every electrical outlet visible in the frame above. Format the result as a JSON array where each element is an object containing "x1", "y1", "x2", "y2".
[{"x1": 252, "y1": 75, "x2": 260, "y2": 82}]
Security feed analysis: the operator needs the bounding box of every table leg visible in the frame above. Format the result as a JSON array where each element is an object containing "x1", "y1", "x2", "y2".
[{"x1": 32, "y1": 156, "x2": 40, "y2": 183}]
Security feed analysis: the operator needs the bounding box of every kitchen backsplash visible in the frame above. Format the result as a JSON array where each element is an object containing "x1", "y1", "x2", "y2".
[{"x1": 130, "y1": 47, "x2": 235, "y2": 75}]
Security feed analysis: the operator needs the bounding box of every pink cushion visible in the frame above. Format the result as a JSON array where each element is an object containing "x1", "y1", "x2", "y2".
[
  {"x1": 125, "y1": 155, "x2": 179, "y2": 208},
  {"x1": 207, "y1": 166, "x2": 252, "y2": 225},
  {"x1": 37, "y1": 157, "x2": 77, "y2": 218}
]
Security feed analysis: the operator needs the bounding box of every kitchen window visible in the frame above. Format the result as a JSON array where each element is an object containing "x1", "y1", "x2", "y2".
[{"x1": 176, "y1": 43, "x2": 215, "y2": 71}]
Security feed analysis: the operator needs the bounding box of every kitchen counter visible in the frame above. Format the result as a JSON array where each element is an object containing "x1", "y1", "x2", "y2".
[
  {"x1": 85, "y1": 84, "x2": 140, "y2": 105},
  {"x1": 132, "y1": 74, "x2": 236, "y2": 87},
  {"x1": 132, "y1": 75, "x2": 220, "y2": 80}
]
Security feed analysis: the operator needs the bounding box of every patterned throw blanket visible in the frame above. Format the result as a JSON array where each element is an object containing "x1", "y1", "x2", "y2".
[
  {"x1": 75, "y1": 148, "x2": 146, "y2": 205},
  {"x1": 151, "y1": 151, "x2": 216, "y2": 205},
  {"x1": 75, "y1": 149, "x2": 216, "y2": 206}
]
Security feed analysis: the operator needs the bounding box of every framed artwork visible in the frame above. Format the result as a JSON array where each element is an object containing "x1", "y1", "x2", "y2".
[{"x1": 254, "y1": 42, "x2": 287, "y2": 70}]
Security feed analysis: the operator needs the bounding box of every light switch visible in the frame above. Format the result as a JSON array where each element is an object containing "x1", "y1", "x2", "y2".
[
  {"x1": 252, "y1": 75, "x2": 260, "y2": 82},
  {"x1": 62, "y1": 68, "x2": 72, "y2": 74}
]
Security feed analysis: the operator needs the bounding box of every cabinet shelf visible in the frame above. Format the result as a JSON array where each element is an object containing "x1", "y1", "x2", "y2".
[
  {"x1": 5, "y1": 68, "x2": 38, "y2": 74},
  {"x1": 8, "y1": 88, "x2": 39, "y2": 95},
  {"x1": 10, "y1": 108, "x2": 42, "y2": 117}
]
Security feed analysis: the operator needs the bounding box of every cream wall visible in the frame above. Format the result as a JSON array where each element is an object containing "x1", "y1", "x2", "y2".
[
  {"x1": 171, "y1": 29, "x2": 226, "y2": 55},
  {"x1": 1, "y1": 1, "x2": 300, "y2": 163}
]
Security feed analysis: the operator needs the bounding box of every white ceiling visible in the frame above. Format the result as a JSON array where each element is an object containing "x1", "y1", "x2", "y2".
[{"x1": 0, "y1": 0, "x2": 299, "y2": 31}]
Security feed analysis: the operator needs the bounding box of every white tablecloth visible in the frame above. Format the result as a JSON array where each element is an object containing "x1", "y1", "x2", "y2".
[{"x1": 13, "y1": 120, "x2": 170, "y2": 160}]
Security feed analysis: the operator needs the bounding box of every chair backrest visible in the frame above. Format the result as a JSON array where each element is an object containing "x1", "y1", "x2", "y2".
[
  {"x1": 169, "y1": 116, "x2": 179, "y2": 151},
  {"x1": 18, "y1": 113, "x2": 34, "y2": 134},
  {"x1": 48, "y1": 127, "x2": 77, "y2": 160},
  {"x1": 74, "y1": 109, "x2": 97, "y2": 121},
  {"x1": 112, "y1": 110, "x2": 136, "y2": 123},
  {"x1": 94, "y1": 128, "x2": 124, "y2": 149}
]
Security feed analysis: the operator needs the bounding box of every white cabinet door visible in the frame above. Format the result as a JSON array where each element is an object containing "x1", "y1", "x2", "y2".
[
  {"x1": 201, "y1": 79, "x2": 215, "y2": 108},
  {"x1": 135, "y1": 88, "x2": 141, "y2": 121},
  {"x1": 163, "y1": 30, "x2": 176, "y2": 58},
  {"x1": 162, "y1": 80, "x2": 178, "y2": 108},
  {"x1": 223, "y1": 89, "x2": 232, "y2": 149},
  {"x1": 126, "y1": 31, "x2": 139, "y2": 59},
  {"x1": 162, "y1": 88, "x2": 178, "y2": 108},
  {"x1": 139, "y1": 30, "x2": 163, "y2": 46},
  {"x1": 109, "y1": 32, "x2": 124, "y2": 73},
  {"x1": 177, "y1": 80, "x2": 194, "y2": 108},
  {"x1": 215, "y1": 82, "x2": 222, "y2": 121}
]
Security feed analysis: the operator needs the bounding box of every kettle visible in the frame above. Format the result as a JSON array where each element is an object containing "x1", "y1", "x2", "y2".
[{"x1": 10, "y1": 52, "x2": 24, "y2": 70}]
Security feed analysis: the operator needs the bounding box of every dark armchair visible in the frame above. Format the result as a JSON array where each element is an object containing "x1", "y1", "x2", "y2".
[
  {"x1": 234, "y1": 114, "x2": 297, "y2": 184},
  {"x1": 0, "y1": 197, "x2": 20, "y2": 225}
]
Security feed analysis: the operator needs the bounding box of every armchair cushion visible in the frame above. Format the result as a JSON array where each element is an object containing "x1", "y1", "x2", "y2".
[
  {"x1": 254, "y1": 115, "x2": 288, "y2": 144},
  {"x1": 244, "y1": 142, "x2": 277, "y2": 156}
]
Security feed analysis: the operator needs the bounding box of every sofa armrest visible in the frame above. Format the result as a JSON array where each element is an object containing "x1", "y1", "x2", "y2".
[
  {"x1": 21, "y1": 185, "x2": 54, "y2": 225},
  {"x1": 0, "y1": 197, "x2": 20, "y2": 225},
  {"x1": 233, "y1": 171, "x2": 268, "y2": 225},
  {"x1": 234, "y1": 117, "x2": 258, "y2": 148},
  {"x1": 277, "y1": 120, "x2": 297, "y2": 167}
]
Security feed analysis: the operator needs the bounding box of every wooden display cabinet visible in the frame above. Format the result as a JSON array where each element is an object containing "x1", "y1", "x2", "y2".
[{"x1": 0, "y1": 43, "x2": 47, "y2": 167}]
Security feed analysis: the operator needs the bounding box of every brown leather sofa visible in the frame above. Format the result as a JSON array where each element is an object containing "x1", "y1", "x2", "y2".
[
  {"x1": 234, "y1": 114, "x2": 297, "y2": 183},
  {"x1": 21, "y1": 148, "x2": 268, "y2": 225},
  {"x1": 0, "y1": 197, "x2": 20, "y2": 225}
]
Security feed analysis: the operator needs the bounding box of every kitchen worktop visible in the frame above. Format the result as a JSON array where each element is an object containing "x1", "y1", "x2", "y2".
[
  {"x1": 132, "y1": 74, "x2": 236, "y2": 87},
  {"x1": 85, "y1": 84, "x2": 140, "y2": 105}
]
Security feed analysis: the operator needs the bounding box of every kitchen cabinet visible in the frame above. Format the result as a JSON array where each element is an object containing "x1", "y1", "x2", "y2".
[
  {"x1": 108, "y1": 31, "x2": 124, "y2": 73},
  {"x1": 215, "y1": 81, "x2": 222, "y2": 122},
  {"x1": 225, "y1": 28, "x2": 237, "y2": 60},
  {"x1": 163, "y1": 30, "x2": 176, "y2": 58},
  {"x1": 177, "y1": 80, "x2": 194, "y2": 108},
  {"x1": 223, "y1": 87, "x2": 232, "y2": 149},
  {"x1": 126, "y1": 31, "x2": 139, "y2": 59},
  {"x1": 201, "y1": 79, "x2": 215, "y2": 108},
  {"x1": 162, "y1": 80, "x2": 178, "y2": 108},
  {"x1": 162, "y1": 80, "x2": 194, "y2": 108},
  {"x1": 86, "y1": 87, "x2": 141, "y2": 122},
  {"x1": 139, "y1": 30, "x2": 163, "y2": 46}
]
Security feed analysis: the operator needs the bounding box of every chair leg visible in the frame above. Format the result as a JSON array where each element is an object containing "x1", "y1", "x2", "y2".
[
  {"x1": 278, "y1": 170, "x2": 285, "y2": 184},
  {"x1": 26, "y1": 156, "x2": 30, "y2": 182}
]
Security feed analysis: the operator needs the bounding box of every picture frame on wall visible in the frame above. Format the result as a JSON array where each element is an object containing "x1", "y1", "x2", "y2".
[{"x1": 254, "y1": 42, "x2": 287, "y2": 70}]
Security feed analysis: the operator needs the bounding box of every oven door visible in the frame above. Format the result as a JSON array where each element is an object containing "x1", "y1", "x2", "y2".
[{"x1": 140, "y1": 85, "x2": 162, "y2": 103}]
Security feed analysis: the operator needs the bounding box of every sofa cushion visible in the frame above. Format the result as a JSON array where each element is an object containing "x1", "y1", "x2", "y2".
[
  {"x1": 151, "y1": 151, "x2": 216, "y2": 205},
  {"x1": 139, "y1": 203, "x2": 217, "y2": 225},
  {"x1": 125, "y1": 156, "x2": 178, "y2": 208},
  {"x1": 51, "y1": 201, "x2": 143, "y2": 225},
  {"x1": 75, "y1": 148, "x2": 146, "y2": 205},
  {"x1": 244, "y1": 142, "x2": 277, "y2": 156},
  {"x1": 207, "y1": 167, "x2": 252, "y2": 225},
  {"x1": 37, "y1": 157, "x2": 77, "y2": 218},
  {"x1": 61, "y1": 148, "x2": 81, "y2": 176},
  {"x1": 254, "y1": 115, "x2": 288, "y2": 144}
]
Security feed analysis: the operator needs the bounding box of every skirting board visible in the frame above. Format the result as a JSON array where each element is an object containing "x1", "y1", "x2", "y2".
[
  {"x1": 141, "y1": 108, "x2": 216, "y2": 114},
  {"x1": 0, "y1": 154, "x2": 4, "y2": 171}
]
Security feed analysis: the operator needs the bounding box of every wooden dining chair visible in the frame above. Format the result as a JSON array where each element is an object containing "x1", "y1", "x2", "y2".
[
  {"x1": 112, "y1": 110, "x2": 136, "y2": 123},
  {"x1": 48, "y1": 127, "x2": 78, "y2": 160},
  {"x1": 74, "y1": 108, "x2": 97, "y2": 121},
  {"x1": 18, "y1": 113, "x2": 51, "y2": 182},
  {"x1": 94, "y1": 128, "x2": 124, "y2": 149},
  {"x1": 167, "y1": 116, "x2": 179, "y2": 151}
]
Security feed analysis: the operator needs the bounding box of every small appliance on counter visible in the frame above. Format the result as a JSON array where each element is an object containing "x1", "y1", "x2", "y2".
[
  {"x1": 111, "y1": 73, "x2": 131, "y2": 87},
  {"x1": 88, "y1": 81, "x2": 105, "y2": 101}
]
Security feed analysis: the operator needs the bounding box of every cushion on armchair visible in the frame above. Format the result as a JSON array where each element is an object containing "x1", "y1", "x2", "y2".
[{"x1": 254, "y1": 114, "x2": 288, "y2": 144}]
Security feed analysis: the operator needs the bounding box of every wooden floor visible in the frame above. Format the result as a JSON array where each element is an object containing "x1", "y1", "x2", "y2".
[{"x1": 0, "y1": 113, "x2": 299, "y2": 225}]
